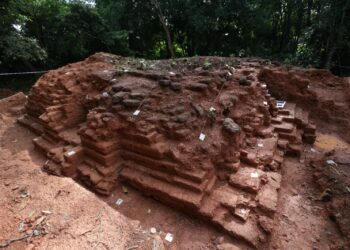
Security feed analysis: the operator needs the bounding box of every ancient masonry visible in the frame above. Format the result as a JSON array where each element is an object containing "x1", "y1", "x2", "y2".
[{"x1": 18, "y1": 53, "x2": 316, "y2": 248}]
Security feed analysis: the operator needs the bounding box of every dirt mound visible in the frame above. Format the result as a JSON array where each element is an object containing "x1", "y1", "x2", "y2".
[
  {"x1": 16, "y1": 53, "x2": 320, "y2": 249},
  {"x1": 258, "y1": 67, "x2": 350, "y2": 142},
  {"x1": 308, "y1": 148, "x2": 350, "y2": 248}
]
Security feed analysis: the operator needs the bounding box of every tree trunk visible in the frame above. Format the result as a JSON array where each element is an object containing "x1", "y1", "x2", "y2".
[
  {"x1": 150, "y1": 0, "x2": 175, "y2": 58},
  {"x1": 325, "y1": 1, "x2": 348, "y2": 69}
]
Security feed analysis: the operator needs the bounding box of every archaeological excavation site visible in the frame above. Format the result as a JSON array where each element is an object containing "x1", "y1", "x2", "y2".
[{"x1": 1, "y1": 53, "x2": 349, "y2": 250}]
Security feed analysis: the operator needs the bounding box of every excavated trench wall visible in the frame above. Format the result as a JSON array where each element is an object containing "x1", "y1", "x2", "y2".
[{"x1": 258, "y1": 67, "x2": 350, "y2": 142}]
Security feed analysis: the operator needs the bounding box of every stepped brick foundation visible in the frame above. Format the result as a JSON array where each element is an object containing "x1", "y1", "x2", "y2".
[{"x1": 18, "y1": 53, "x2": 316, "y2": 248}]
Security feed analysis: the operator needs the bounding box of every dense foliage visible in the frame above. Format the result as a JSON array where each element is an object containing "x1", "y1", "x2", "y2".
[{"x1": 0, "y1": 0, "x2": 349, "y2": 75}]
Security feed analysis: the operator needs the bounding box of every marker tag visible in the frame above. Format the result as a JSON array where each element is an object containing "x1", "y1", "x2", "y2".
[
  {"x1": 263, "y1": 101, "x2": 268, "y2": 106},
  {"x1": 251, "y1": 172, "x2": 259, "y2": 178},
  {"x1": 326, "y1": 160, "x2": 337, "y2": 166},
  {"x1": 209, "y1": 107, "x2": 216, "y2": 112},
  {"x1": 67, "y1": 151, "x2": 75, "y2": 156},
  {"x1": 169, "y1": 72, "x2": 175, "y2": 76},
  {"x1": 199, "y1": 133, "x2": 206, "y2": 141},
  {"x1": 165, "y1": 233, "x2": 174, "y2": 242},
  {"x1": 261, "y1": 84, "x2": 267, "y2": 88},
  {"x1": 240, "y1": 208, "x2": 247, "y2": 214},
  {"x1": 258, "y1": 143, "x2": 264, "y2": 147},
  {"x1": 133, "y1": 110, "x2": 141, "y2": 116},
  {"x1": 276, "y1": 100, "x2": 286, "y2": 108},
  {"x1": 116, "y1": 198, "x2": 123, "y2": 206}
]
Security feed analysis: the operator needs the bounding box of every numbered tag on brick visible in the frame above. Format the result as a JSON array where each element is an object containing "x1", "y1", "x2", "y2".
[
  {"x1": 199, "y1": 133, "x2": 206, "y2": 141},
  {"x1": 116, "y1": 198, "x2": 123, "y2": 206},
  {"x1": 67, "y1": 151, "x2": 75, "y2": 156},
  {"x1": 133, "y1": 110, "x2": 141, "y2": 116}
]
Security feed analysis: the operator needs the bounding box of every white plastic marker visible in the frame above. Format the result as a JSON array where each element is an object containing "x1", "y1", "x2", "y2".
[
  {"x1": 209, "y1": 107, "x2": 216, "y2": 112},
  {"x1": 326, "y1": 160, "x2": 337, "y2": 166},
  {"x1": 67, "y1": 151, "x2": 75, "y2": 156},
  {"x1": 169, "y1": 72, "x2": 176, "y2": 76},
  {"x1": 133, "y1": 110, "x2": 141, "y2": 116},
  {"x1": 257, "y1": 143, "x2": 264, "y2": 147},
  {"x1": 116, "y1": 198, "x2": 123, "y2": 206},
  {"x1": 102, "y1": 92, "x2": 109, "y2": 98},
  {"x1": 263, "y1": 101, "x2": 268, "y2": 106},
  {"x1": 199, "y1": 133, "x2": 206, "y2": 141},
  {"x1": 240, "y1": 208, "x2": 248, "y2": 214},
  {"x1": 251, "y1": 172, "x2": 259, "y2": 178},
  {"x1": 261, "y1": 84, "x2": 267, "y2": 88},
  {"x1": 276, "y1": 100, "x2": 286, "y2": 108},
  {"x1": 165, "y1": 233, "x2": 174, "y2": 242}
]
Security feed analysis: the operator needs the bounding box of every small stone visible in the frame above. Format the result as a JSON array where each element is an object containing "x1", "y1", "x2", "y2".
[
  {"x1": 112, "y1": 85, "x2": 123, "y2": 92},
  {"x1": 122, "y1": 99, "x2": 141, "y2": 108},
  {"x1": 112, "y1": 92, "x2": 128, "y2": 104},
  {"x1": 158, "y1": 79, "x2": 171, "y2": 87},
  {"x1": 238, "y1": 77, "x2": 251, "y2": 86},
  {"x1": 187, "y1": 83, "x2": 208, "y2": 91},
  {"x1": 170, "y1": 82, "x2": 181, "y2": 91},
  {"x1": 150, "y1": 227, "x2": 157, "y2": 234},
  {"x1": 191, "y1": 103, "x2": 204, "y2": 117},
  {"x1": 129, "y1": 92, "x2": 146, "y2": 100},
  {"x1": 222, "y1": 118, "x2": 241, "y2": 134}
]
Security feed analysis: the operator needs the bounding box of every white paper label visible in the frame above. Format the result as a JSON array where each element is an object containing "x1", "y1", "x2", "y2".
[
  {"x1": 209, "y1": 107, "x2": 216, "y2": 112},
  {"x1": 240, "y1": 208, "x2": 248, "y2": 214},
  {"x1": 251, "y1": 172, "x2": 259, "y2": 178},
  {"x1": 165, "y1": 233, "x2": 174, "y2": 242},
  {"x1": 199, "y1": 133, "x2": 206, "y2": 141},
  {"x1": 257, "y1": 143, "x2": 264, "y2": 147},
  {"x1": 133, "y1": 110, "x2": 141, "y2": 116},
  {"x1": 276, "y1": 101, "x2": 286, "y2": 108},
  {"x1": 326, "y1": 160, "x2": 337, "y2": 166},
  {"x1": 263, "y1": 101, "x2": 268, "y2": 106},
  {"x1": 67, "y1": 151, "x2": 75, "y2": 156},
  {"x1": 116, "y1": 198, "x2": 123, "y2": 206}
]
